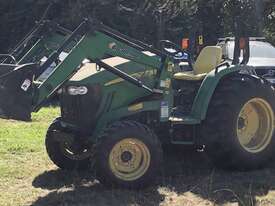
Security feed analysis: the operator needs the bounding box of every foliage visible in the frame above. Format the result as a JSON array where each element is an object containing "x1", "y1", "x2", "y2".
[
  {"x1": 263, "y1": 1, "x2": 275, "y2": 44},
  {"x1": 0, "y1": 0, "x2": 275, "y2": 53}
]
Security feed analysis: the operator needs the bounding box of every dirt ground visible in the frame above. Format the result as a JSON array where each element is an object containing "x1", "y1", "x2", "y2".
[{"x1": 29, "y1": 148, "x2": 275, "y2": 206}]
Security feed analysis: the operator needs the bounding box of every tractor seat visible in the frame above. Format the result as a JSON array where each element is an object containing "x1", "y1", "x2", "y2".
[{"x1": 174, "y1": 46, "x2": 222, "y2": 81}]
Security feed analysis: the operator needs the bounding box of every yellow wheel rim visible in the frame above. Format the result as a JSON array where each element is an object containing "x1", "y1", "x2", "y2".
[
  {"x1": 237, "y1": 98, "x2": 274, "y2": 153},
  {"x1": 109, "y1": 138, "x2": 151, "y2": 181}
]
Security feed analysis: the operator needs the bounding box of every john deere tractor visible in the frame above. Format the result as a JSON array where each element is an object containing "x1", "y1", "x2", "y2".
[{"x1": 0, "y1": 19, "x2": 275, "y2": 188}]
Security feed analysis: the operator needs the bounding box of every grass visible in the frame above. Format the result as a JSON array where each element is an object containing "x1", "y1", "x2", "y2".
[
  {"x1": 0, "y1": 108, "x2": 60, "y2": 206},
  {"x1": 1, "y1": 107, "x2": 275, "y2": 206}
]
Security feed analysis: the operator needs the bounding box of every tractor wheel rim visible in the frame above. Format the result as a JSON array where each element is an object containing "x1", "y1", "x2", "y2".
[
  {"x1": 237, "y1": 98, "x2": 274, "y2": 153},
  {"x1": 109, "y1": 138, "x2": 151, "y2": 181}
]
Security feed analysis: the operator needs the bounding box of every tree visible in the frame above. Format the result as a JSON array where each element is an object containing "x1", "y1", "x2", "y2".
[{"x1": 1, "y1": 0, "x2": 275, "y2": 53}]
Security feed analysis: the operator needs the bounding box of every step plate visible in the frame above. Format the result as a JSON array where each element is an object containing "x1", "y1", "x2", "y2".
[{"x1": 169, "y1": 116, "x2": 200, "y2": 125}]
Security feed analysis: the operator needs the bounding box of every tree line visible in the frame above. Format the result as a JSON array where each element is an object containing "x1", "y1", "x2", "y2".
[{"x1": 0, "y1": 0, "x2": 274, "y2": 53}]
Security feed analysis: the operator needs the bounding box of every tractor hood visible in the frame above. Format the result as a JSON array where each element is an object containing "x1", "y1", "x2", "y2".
[
  {"x1": 70, "y1": 57, "x2": 130, "y2": 82},
  {"x1": 69, "y1": 52, "x2": 158, "y2": 88}
]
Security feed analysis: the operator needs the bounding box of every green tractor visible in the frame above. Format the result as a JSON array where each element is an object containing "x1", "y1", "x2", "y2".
[{"x1": 0, "y1": 19, "x2": 275, "y2": 188}]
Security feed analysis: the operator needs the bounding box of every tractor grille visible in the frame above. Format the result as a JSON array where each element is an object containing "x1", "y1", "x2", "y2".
[
  {"x1": 61, "y1": 95, "x2": 80, "y2": 123},
  {"x1": 60, "y1": 84, "x2": 102, "y2": 132}
]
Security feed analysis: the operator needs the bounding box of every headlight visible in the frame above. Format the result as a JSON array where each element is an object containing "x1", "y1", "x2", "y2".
[{"x1": 67, "y1": 86, "x2": 88, "y2": 95}]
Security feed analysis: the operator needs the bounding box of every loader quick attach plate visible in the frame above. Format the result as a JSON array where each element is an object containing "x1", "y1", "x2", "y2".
[{"x1": 0, "y1": 64, "x2": 36, "y2": 121}]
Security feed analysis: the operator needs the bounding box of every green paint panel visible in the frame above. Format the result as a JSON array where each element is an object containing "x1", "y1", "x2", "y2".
[
  {"x1": 92, "y1": 100, "x2": 161, "y2": 140},
  {"x1": 190, "y1": 65, "x2": 240, "y2": 121}
]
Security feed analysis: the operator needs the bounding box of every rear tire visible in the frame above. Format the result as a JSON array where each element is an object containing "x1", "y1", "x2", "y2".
[
  {"x1": 202, "y1": 74, "x2": 275, "y2": 169},
  {"x1": 95, "y1": 121, "x2": 163, "y2": 189},
  {"x1": 45, "y1": 118, "x2": 91, "y2": 170}
]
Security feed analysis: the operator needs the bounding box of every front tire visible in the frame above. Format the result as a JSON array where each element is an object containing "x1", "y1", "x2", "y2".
[
  {"x1": 95, "y1": 121, "x2": 163, "y2": 189},
  {"x1": 45, "y1": 118, "x2": 91, "y2": 170},
  {"x1": 202, "y1": 74, "x2": 275, "y2": 169}
]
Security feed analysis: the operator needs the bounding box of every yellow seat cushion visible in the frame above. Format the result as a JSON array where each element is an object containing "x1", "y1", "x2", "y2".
[
  {"x1": 173, "y1": 71, "x2": 207, "y2": 81},
  {"x1": 194, "y1": 46, "x2": 222, "y2": 74},
  {"x1": 173, "y1": 46, "x2": 222, "y2": 81}
]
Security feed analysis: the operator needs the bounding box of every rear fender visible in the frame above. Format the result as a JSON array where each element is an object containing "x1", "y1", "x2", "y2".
[{"x1": 190, "y1": 65, "x2": 242, "y2": 121}]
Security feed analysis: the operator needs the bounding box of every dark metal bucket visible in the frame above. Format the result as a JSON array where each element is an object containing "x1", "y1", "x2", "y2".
[{"x1": 0, "y1": 64, "x2": 37, "y2": 121}]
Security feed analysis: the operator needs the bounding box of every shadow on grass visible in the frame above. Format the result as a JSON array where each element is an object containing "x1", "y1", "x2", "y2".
[
  {"x1": 31, "y1": 147, "x2": 275, "y2": 206},
  {"x1": 32, "y1": 169, "x2": 164, "y2": 206}
]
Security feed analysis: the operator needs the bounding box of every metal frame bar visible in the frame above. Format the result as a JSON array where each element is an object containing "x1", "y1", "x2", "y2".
[
  {"x1": 98, "y1": 24, "x2": 167, "y2": 58},
  {"x1": 92, "y1": 58, "x2": 154, "y2": 93},
  {"x1": 36, "y1": 20, "x2": 87, "y2": 77}
]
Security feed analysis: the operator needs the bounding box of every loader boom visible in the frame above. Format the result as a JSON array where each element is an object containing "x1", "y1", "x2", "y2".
[
  {"x1": 34, "y1": 19, "x2": 164, "y2": 109},
  {"x1": 0, "y1": 19, "x2": 166, "y2": 120}
]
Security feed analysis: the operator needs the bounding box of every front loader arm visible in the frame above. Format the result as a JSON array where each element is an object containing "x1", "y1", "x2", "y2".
[
  {"x1": 34, "y1": 22, "x2": 165, "y2": 111},
  {"x1": 1, "y1": 19, "x2": 166, "y2": 119},
  {"x1": 34, "y1": 34, "x2": 92, "y2": 109}
]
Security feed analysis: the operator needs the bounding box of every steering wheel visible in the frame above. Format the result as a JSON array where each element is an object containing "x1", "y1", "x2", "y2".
[{"x1": 160, "y1": 40, "x2": 193, "y2": 70}]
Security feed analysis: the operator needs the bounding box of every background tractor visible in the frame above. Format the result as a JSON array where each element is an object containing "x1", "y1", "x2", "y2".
[{"x1": 0, "y1": 18, "x2": 275, "y2": 188}]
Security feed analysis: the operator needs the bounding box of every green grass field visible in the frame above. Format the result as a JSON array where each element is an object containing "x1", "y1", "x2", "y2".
[
  {"x1": 1, "y1": 107, "x2": 275, "y2": 206},
  {"x1": 0, "y1": 108, "x2": 60, "y2": 206}
]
